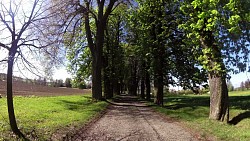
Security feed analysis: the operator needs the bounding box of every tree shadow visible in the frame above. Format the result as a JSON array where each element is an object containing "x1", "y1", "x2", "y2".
[
  {"x1": 228, "y1": 111, "x2": 250, "y2": 125},
  {"x1": 161, "y1": 94, "x2": 250, "y2": 125},
  {"x1": 229, "y1": 95, "x2": 250, "y2": 110},
  {"x1": 104, "y1": 94, "x2": 154, "y2": 107},
  {"x1": 58, "y1": 99, "x2": 94, "y2": 111},
  {"x1": 163, "y1": 96, "x2": 210, "y2": 110},
  {"x1": 228, "y1": 95, "x2": 250, "y2": 125},
  {"x1": 105, "y1": 99, "x2": 153, "y2": 107}
]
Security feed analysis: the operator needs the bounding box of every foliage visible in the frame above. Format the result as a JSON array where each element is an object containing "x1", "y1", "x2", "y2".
[
  {"x1": 179, "y1": 0, "x2": 250, "y2": 74},
  {"x1": 128, "y1": 0, "x2": 208, "y2": 95},
  {"x1": 0, "y1": 95, "x2": 108, "y2": 140},
  {"x1": 227, "y1": 80, "x2": 234, "y2": 92},
  {"x1": 66, "y1": 45, "x2": 92, "y2": 85},
  {"x1": 65, "y1": 78, "x2": 72, "y2": 88}
]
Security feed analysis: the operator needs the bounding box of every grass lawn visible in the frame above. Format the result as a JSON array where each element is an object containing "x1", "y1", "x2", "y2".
[
  {"x1": 151, "y1": 91, "x2": 250, "y2": 141},
  {"x1": 0, "y1": 95, "x2": 108, "y2": 140}
]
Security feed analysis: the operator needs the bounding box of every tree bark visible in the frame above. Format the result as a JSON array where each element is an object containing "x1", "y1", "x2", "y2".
[
  {"x1": 103, "y1": 55, "x2": 113, "y2": 99},
  {"x1": 145, "y1": 69, "x2": 151, "y2": 101},
  {"x1": 141, "y1": 79, "x2": 145, "y2": 99},
  {"x1": 209, "y1": 73, "x2": 229, "y2": 122},
  {"x1": 139, "y1": 61, "x2": 145, "y2": 99},
  {"x1": 200, "y1": 31, "x2": 229, "y2": 122},
  {"x1": 7, "y1": 50, "x2": 24, "y2": 137},
  {"x1": 92, "y1": 51, "x2": 103, "y2": 100},
  {"x1": 152, "y1": 33, "x2": 164, "y2": 106}
]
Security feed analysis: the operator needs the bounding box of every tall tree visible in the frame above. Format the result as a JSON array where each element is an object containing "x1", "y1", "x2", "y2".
[
  {"x1": 103, "y1": 5, "x2": 128, "y2": 98},
  {"x1": 53, "y1": 0, "x2": 128, "y2": 100},
  {"x1": 0, "y1": 0, "x2": 59, "y2": 137},
  {"x1": 180, "y1": 0, "x2": 250, "y2": 122}
]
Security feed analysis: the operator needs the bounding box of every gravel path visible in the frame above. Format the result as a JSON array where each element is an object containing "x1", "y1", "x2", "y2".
[{"x1": 70, "y1": 95, "x2": 199, "y2": 141}]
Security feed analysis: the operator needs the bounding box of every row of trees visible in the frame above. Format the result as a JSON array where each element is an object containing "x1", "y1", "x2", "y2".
[
  {"x1": 0, "y1": 0, "x2": 249, "y2": 138},
  {"x1": 62, "y1": 0, "x2": 249, "y2": 123},
  {"x1": 0, "y1": 73, "x2": 73, "y2": 88}
]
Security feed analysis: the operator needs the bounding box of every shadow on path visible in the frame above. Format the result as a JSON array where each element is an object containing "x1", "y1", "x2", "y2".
[{"x1": 105, "y1": 94, "x2": 152, "y2": 107}]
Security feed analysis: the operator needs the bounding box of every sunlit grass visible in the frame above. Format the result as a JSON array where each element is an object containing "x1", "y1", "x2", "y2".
[
  {"x1": 0, "y1": 95, "x2": 108, "y2": 140},
  {"x1": 151, "y1": 91, "x2": 250, "y2": 141}
]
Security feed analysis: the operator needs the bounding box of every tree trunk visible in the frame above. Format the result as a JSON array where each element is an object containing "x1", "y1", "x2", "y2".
[
  {"x1": 140, "y1": 61, "x2": 145, "y2": 99},
  {"x1": 7, "y1": 51, "x2": 24, "y2": 137},
  {"x1": 92, "y1": 52, "x2": 103, "y2": 100},
  {"x1": 113, "y1": 78, "x2": 119, "y2": 95},
  {"x1": 132, "y1": 61, "x2": 138, "y2": 96},
  {"x1": 209, "y1": 73, "x2": 229, "y2": 122},
  {"x1": 145, "y1": 66, "x2": 151, "y2": 101},
  {"x1": 141, "y1": 79, "x2": 145, "y2": 99},
  {"x1": 103, "y1": 56, "x2": 113, "y2": 99},
  {"x1": 152, "y1": 39, "x2": 164, "y2": 106},
  {"x1": 154, "y1": 76, "x2": 163, "y2": 106},
  {"x1": 91, "y1": 18, "x2": 107, "y2": 100},
  {"x1": 153, "y1": 74, "x2": 164, "y2": 106},
  {"x1": 200, "y1": 31, "x2": 229, "y2": 122}
]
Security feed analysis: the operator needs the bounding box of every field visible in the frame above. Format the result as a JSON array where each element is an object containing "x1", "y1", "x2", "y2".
[
  {"x1": 0, "y1": 80, "x2": 91, "y2": 96},
  {"x1": 152, "y1": 91, "x2": 250, "y2": 141},
  {"x1": 0, "y1": 95, "x2": 108, "y2": 140},
  {"x1": 0, "y1": 80, "x2": 107, "y2": 140}
]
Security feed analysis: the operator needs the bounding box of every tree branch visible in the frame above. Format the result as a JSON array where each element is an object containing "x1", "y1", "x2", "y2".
[{"x1": 0, "y1": 42, "x2": 10, "y2": 50}]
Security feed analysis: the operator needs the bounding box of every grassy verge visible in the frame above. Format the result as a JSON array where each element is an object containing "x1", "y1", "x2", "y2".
[
  {"x1": 0, "y1": 95, "x2": 108, "y2": 140},
  {"x1": 151, "y1": 91, "x2": 250, "y2": 141}
]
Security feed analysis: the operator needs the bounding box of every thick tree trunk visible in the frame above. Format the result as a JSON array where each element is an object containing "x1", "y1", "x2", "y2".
[
  {"x1": 154, "y1": 76, "x2": 163, "y2": 106},
  {"x1": 7, "y1": 51, "x2": 24, "y2": 137},
  {"x1": 153, "y1": 73, "x2": 164, "y2": 106},
  {"x1": 153, "y1": 41, "x2": 164, "y2": 106},
  {"x1": 200, "y1": 31, "x2": 229, "y2": 122},
  {"x1": 209, "y1": 73, "x2": 229, "y2": 122},
  {"x1": 91, "y1": 18, "x2": 106, "y2": 100},
  {"x1": 92, "y1": 52, "x2": 103, "y2": 100}
]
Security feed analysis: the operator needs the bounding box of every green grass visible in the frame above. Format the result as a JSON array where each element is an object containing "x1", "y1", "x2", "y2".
[
  {"x1": 0, "y1": 95, "x2": 108, "y2": 140},
  {"x1": 151, "y1": 91, "x2": 250, "y2": 141}
]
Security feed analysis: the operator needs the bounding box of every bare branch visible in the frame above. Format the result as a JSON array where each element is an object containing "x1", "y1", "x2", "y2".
[{"x1": 0, "y1": 42, "x2": 10, "y2": 50}]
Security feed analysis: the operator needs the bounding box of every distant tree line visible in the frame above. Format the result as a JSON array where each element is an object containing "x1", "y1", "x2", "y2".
[
  {"x1": 238, "y1": 79, "x2": 250, "y2": 91},
  {"x1": 0, "y1": 73, "x2": 89, "y2": 89}
]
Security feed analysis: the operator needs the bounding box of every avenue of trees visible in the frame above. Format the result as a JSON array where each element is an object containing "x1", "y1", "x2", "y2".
[
  {"x1": 0, "y1": 0, "x2": 249, "y2": 138},
  {"x1": 61, "y1": 0, "x2": 249, "y2": 122},
  {"x1": 62, "y1": 0, "x2": 249, "y2": 122}
]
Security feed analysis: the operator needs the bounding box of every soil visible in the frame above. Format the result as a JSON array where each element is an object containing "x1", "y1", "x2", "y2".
[
  {"x1": 63, "y1": 95, "x2": 206, "y2": 141},
  {"x1": 0, "y1": 80, "x2": 91, "y2": 96}
]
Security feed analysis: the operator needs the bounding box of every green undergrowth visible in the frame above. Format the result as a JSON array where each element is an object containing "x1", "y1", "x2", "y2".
[
  {"x1": 151, "y1": 91, "x2": 250, "y2": 141},
  {"x1": 0, "y1": 94, "x2": 108, "y2": 140}
]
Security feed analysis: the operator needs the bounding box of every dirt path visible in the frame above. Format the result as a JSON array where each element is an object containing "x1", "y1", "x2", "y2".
[{"x1": 70, "y1": 95, "x2": 199, "y2": 141}]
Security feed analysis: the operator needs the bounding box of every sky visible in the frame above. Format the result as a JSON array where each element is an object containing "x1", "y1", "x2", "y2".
[
  {"x1": 0, "y1": 52, "x2": 72, "y2": 80},
  {"x1": 230, "y1": 72, "x2": 250, "y2": 87}
]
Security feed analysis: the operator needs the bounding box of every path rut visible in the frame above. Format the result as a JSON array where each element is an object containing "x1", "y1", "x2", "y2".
[{"x1": 70, "y1": 95, "x2": 199, "y2": 141}]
